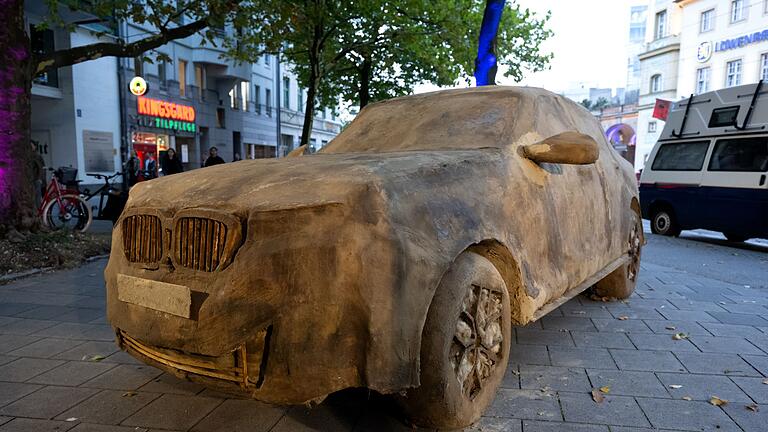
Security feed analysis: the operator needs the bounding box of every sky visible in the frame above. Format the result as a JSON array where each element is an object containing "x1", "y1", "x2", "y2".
[{"x1": 416, "y1": 0, "x2": 643, "y2": 95}]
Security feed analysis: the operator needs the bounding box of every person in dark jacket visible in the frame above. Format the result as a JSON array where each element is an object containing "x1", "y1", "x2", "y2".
[
  {"x1": 160, "y1": 148, "x2": 184, "y2": 175},
  {"x1": 203, "y1": 147, "x2": 225, "y2": 167},
  {"x1": 125, "y1": 150, "x2": 141, "y2": 187}
]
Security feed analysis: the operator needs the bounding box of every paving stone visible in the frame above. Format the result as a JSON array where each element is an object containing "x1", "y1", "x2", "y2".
[
  {"x1": 13, "y1": 306, "x2": 77, "y2": 320},
  {"x1": 0, "y1": 385, "x2": 98, "y2": 419},
  {"x1": 557, "y1": 306, "x2": 612, "y2": 319},
  {"x1": 668, "y1": 299, "x2": 727, "y2": 312},
  {"x1": 0, "y1": 356, "x2": 16, "y2": 367},
  {"x1": 591, "y1": 318, "x2": 652, "y2": 333},
  {"x1": 32, "y1": 323, "x2": 114, "y2": 341},
  {"x1": 466, "y1": 417, "x2": 521, "y2": 432},
  {"x1": 191, "y1": 399, "x2": 287, "y2": 432},
  {"x1": 742, "y1": 354, "x2": 768, "y2": 376},
  {"x1": 55, "y1": 390, "x2": 161, "y2": 425},
  {"x1": 608, "y1": 307, "x2": 664, "y2": 320},
  {"x1": 656, "y1": 372, "x2": 751, "y2": 402},
  {"x1": 0, "y1": 303, "x2": 38, "y2": 317},
  {"x1": 548, "y1": 347, "x2": 617, "y2": 369},
  {"x1": 485, "y1": 389, "x2": 561, "y2": 421},
  {"x1": 262, "y1": 403, "x2": 357, "y2": 432},
  {"x1": 679, "y1": 292, "x2": 736, "y2": 303},
  {"x1": 636, "y1": 397, "x2": 740, "y2": 431},
  {"x1": 720, "y1": 303, "x2": 768, "y2": 315},
  {"x1": 0, "y1": 419, "x2": 9, "y2": 427},
  {"x1": 559, "y1": 392, "x2": 650, "y2": 427},
  {"x1": 102, "y1": 351, "x2": 141, "y2": 365},
  {"x1": 700, "y1": 322, "x2": 765, "y2": 338},
  {"x1": 55, "y1": 309, "x2": 105, "y2": 324},
  {"x1": 521, "y1": 420, "x2": 609, "y2": 432},
  {"x1": 501, "y1": 364, "x2": 520, "y2": 389},
  {"x1": 0, "y1": 318, "x2": 59, "y2": 335},
  {"x1": 0, "y1": 418, "x2": 77, "y2": 432},
  {"x1": 619, "y1": 298, "x2": 675, "y2": 310},
  {"x1": 745, "y1": 335, "x2": 768, "y2": 355},
  {"x1": 627, "y1": 333, "x2": 699, "y2": 352},
  {"x1": 642, "y1": 319, "x2": 711, "y2": 336},
  {"x1": 7, "y1": 338, "x2": 83, "y2": 358},
  {"x1": 674, "y1": 352, "x2": 761, "y2": 376},
  {"x1": 28, "y1": 361, "x2": 116, "y2": 386},
  {"x1": 0, "y1": 382, "x2": 43, "y2": 408},
  {"x1": 585, "y1": 369, "x2": 668, "y2": 397},
  {"x1": 722, "y1": 402, "x2": 768, "y2": 431},
  {"x1": 519, "y1": 365, "x2": 591, "y2": 392},
  {"x1": 730, "y1": 376, "x2": 768, "y2": 403},
  {"x1": 509, "y1": 343, "x2": 550, "y2": 366},
  {"x1": 137, "y1": 373, "x2": 206, "y2": 395},
  {"x1": 707, "y1": 311, "x2": 768, "y2": 326},
  {"x1": 516, "y1": 328, "x2": 574, "y2": 347},
  {"x1": 0, "y1": 317, "x2": 19, "y2": 327},
  {"x1": 610, "y1": 349, "x2": 686, "y2": 373},
  {"x1": 571, "y1": 331, "x2": 634, "y2": 349},
  {"x1": 0, "y1": 335, "x2": 40, "y2": 354},
  {"x1": 81, "y1": 364, "x2": 162, "y2": 390},
  {"x1": 540, "y1": 316, "x2": 597, "y2": 332},
  {"x1": 68, "y1": 424, "x2": 150, "y2": 432},
  {"x1": 121, "y1": 394, "x2": 222, "y2": 430},
  {"x1": 52, "y1": 341, "x2": 118, "y2": 362},
  {"x1": 0, "y1": 357, "x2": 65, "y2": 382},
  {"x1": 657, "y1": 309, "x2": 719, "y2": 323},
  {"x1": 688, "y1": 336, "x2": 764, "y2": 355}
]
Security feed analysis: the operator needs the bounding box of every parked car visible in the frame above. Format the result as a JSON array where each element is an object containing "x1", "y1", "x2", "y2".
[
  {"x1": 105, "y1": 86, "x2": 642, "y2": 429},
  {"x1": 640, "y1": 82, "x2": 768, "y2": 242}
]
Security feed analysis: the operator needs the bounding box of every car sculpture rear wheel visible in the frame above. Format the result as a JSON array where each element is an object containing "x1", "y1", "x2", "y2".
[
  {"x1": 403, "y1": 252, "x2": 511, "y2": 429},
  {"x1": 593, "y1": 212, "x2": 642, "y2": 299}
]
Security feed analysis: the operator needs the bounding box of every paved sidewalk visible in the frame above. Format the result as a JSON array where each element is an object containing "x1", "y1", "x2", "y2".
[{"x1": 1, "y1": 254, "x2": 768, "y2": 431}]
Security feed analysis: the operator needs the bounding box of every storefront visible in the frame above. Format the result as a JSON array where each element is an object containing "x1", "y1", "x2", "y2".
[{"x1": 127, "y1": 96, "x2": 197, "y2": 178}]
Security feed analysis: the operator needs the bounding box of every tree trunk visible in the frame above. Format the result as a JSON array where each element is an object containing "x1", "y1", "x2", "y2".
[
  {"x1": 0, "y1": 0, "x2": 35, "y2": 236},
  {"x1": 300, "y1": 22, "x2": 323, "y2": 151},
  {"x1": 358, "y1": 57, "x2": 372, "y2": 108}
]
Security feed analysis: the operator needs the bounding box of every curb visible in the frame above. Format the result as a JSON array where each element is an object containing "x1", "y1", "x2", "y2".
[{"x1": 0, "y1": 254, "x2": 109, "y2": 284}]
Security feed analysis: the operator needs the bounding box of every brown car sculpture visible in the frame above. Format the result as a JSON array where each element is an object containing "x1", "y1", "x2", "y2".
[{"x1": 105, "y1": 86, "x2": 643, "y2": 429}]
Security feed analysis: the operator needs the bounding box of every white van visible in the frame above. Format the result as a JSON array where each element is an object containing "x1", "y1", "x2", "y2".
[{"x1": 639, "y1": 81, "x2": 768, "y2": 242}]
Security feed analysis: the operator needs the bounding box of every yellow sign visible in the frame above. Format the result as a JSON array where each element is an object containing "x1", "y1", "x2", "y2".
[{"x1": 129, "y1": 76, "x2": 148, "y2": 96}]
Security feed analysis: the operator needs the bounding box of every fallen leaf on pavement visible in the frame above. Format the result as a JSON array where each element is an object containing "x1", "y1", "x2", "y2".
[
  {"x1": 746, "y1": 404, "x2": 759, "y2": 412},
  {"x1": 665, "y1": 325, "x2": 676, "y2": 330},
  {"x1": 682, "y1": 396, "x2": 693, "y2": 401},
  {"x1": 617, "y1": 316, "x2": 629, "y2": 321},
  {"x1": 65, "y1": 418, "x2": 77, "y2": 422},
  {"x1": 710, "y1": 396, "x2": 728, "y2": 406},
  {"x1": 591, "y1": 389, "x2": 605, "y2": 403},
  {"x1": 82, "y1": 354, "x2": 105, "y2": 362},
  {"x1": 762, "y1": 379, "x2": 768, "y2": 385},
  {"x1": 672, "y1": 332, "x2": 689, "y2": 340},
  {"x1": 122, "y1": 391, "x2": 137, "y2": 398},
  {"x1": 669, "y1": 385, "x2": 683, "y2": 389},
  {"x1": 599, "y1": 386, "x2": 611, "y2": 393}
]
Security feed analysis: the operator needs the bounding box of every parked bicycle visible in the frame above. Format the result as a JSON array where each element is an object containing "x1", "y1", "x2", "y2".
[{"x1": 38, "y1": 167, "x2": 125, "y2": 232}]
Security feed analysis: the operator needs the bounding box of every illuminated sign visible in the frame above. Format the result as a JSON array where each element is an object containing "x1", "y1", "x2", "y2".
[
  {"x1": 137, "y1": 96, "x2": 196, "y2": 122},
  {"x1": 710, "y1": 29, "x2": 768, "y2": 55},
  {"x1": 129, "y1": 76, "x2": 148, "y2": 96},
  {"x1": 696, "y1": 41, "x2": 712, "y2": 63}
]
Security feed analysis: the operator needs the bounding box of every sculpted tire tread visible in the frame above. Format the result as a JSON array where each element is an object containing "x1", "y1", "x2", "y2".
[
  {"x1": 593, "y1": 212, "x2": 642, "y2": 300},
  {"x1": 401, "y1": 251, "x2": 511, "y2": 430}
]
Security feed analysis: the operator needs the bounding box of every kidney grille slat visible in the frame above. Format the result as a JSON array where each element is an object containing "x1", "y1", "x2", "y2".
[{"x1": 122, "y1": 215, "x2": 163, "y2": 265}]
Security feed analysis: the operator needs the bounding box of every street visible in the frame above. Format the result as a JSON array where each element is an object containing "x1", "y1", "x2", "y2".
[{"x1": 0, "y1": 228, "x2": 767, "y2": 432}]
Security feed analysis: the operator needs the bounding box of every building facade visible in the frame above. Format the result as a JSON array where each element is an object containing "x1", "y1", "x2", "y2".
[
  {"x1": 635, "y1": 0, "x2": 768, "y2": 172},
  {"x1": 27, "y1": 3, "x2": 343, "y2": 190}
]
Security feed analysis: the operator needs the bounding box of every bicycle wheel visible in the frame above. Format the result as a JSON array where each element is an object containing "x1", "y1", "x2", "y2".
[{"x1": 42, "y1": 194, "x2": 93, "y2": 232}]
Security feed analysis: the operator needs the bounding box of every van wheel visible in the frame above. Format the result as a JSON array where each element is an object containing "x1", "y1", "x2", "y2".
[
  {"x1": 650, "y1": 208, "x2": 680, "y2": 237},
  {"x1": 724, "y1": 233, "x2": 748, "y2": 242},
  {"x1": 593, "y1": 212, "x2": 643, "y2": 299},
  {"x1": 401, "y1": 252, "x2": 511, "y2": 429}
]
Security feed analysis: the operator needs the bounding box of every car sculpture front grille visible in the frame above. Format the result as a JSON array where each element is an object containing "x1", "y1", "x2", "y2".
[
  {"x1": 122, "y1": 214, "x2": 163, "y2": 266},
  {"x1": 174, "y1": 217, "x2": 229, "y2": 272}
]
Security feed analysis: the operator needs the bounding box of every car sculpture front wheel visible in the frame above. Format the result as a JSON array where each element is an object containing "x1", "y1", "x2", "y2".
[{"x1": 403, "y1": 252, "x2": 511, "y2": 429}]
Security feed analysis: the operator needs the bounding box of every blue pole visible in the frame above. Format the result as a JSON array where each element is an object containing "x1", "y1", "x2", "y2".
[{"x1": 475, "y1": 0, "x2": 506, "y2": 86}]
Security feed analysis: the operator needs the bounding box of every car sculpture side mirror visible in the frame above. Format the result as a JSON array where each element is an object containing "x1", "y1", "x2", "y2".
[{"x1": 521, "y1": 131, "x2": 599, "y2": 165}]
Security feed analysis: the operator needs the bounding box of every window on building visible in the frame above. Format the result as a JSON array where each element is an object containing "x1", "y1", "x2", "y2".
[
  {"x1": 654, "y1": 10, "x2": 667, "y2": 39},
  {"x1": 725, "y1": 60, "x2": 742, "y2": 87},
  {"x1": 30, "y1": 25, "x2": 58, "y2": 87},
  {"x1": 321, "y1": 108, "x2": 326, "y2": 119},
  {"x1": 229, "y1": 84, "x2": 239, "y2": 110},
  {"x1": 178, "y1": 59, "x2": 187, "y2": 96},
  {"x1": 298, "y1": 88, "x2": 303, "y2": 111},
  {"x1": 650, "y1": 74, "x2": 662, "y2": 93},
  {"x1": 264, "y1": 55, "x2": 270, "y2": 66},
  {"x1": 241, "y1": 81, "x2": 249, "y2": 111},
  {"x1": 731, "y1": 0, "x2": 746, "y2": 22},
  {"x1": 761, "y1": 53, "x2": 768, "y2": 82},
  {"x1": 195, "y1": 64, "x2": 205, "y2": 100},
  {"x1": 254, "y1": 85, "x2": 261, "y2": 114},
  {"x1": 700, "y1": 9, "x2": 714, "y2": 32},
  {"x1": 695, "y1": 67, "x2": 711, "y2": 94},
  {"x1": 708, "y1": 138, "x2": 768, "y2": 172},
  {"x1": 283, "y1": 77, "x2": 290, "y2": 110},
  {"x1": 309, "y1": 138, "x2": 317, "y2": 153},
  {"x1": 266, "y1": 88, "x2": 272, "y2": 117},
  {"x1": 216, "y1": 107, "x2": 225, "y2": 128},
  {"x1": 765, "y1": 0, "x2": 768, "y2": 14},
  {"x1": 158, "y1": 60, "x2": 167, "y2": 88},
  {"x1": 651, "y1": 141, "x2": 710, "y2": 171},
  {"x1": 321, "y1": 140, "x2": 328, "y2": 148},
  {"x1": 648, "y1": 121, "x2": 657, "y2": 133}
]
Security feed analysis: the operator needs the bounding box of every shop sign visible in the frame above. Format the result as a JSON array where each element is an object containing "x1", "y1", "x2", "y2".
[
  {"x1": 137, "y1": 96, "x2": 196, "y2": 122},
  {"x1": 699, "y1": 29, "x2": 768, "y2": 62}
]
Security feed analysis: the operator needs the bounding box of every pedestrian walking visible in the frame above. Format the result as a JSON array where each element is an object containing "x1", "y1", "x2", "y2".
[
  {"x1": 203, "y1": 147, "x2": 225, "y2": 167},
  {"x1": 233, "y1": 152, "x2": 242, "y2": 161},
  {"x1": 144, "y1": 152, "x2": 157, "y2": 179},
  {"x1": 161, "y1": 148, "x2": 184, "y2": 176},
  {"x1": 125, "y1": 150, "x2": 141, "y2": 187}
]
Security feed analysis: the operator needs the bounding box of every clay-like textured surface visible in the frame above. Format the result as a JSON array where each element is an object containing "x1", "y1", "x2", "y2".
[{"x1": 104, "y1": 86, "x2": 639, "y2": 405}]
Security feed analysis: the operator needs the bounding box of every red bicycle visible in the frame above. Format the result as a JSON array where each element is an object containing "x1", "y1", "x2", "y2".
[{"x1": 38, "y1": 167, "x2": 92, "y2": 232}]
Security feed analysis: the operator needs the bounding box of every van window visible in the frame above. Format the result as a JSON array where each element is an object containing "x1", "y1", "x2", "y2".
[
  {"x1": 651, "y1": 141, "x2": 710, "y2": 171},
  {"x1": 708, "y1": 106, "x2": 739, "y2": 128},
  {"x1": 708, "y1": 137, "x2": 768, "y2": 172}
]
